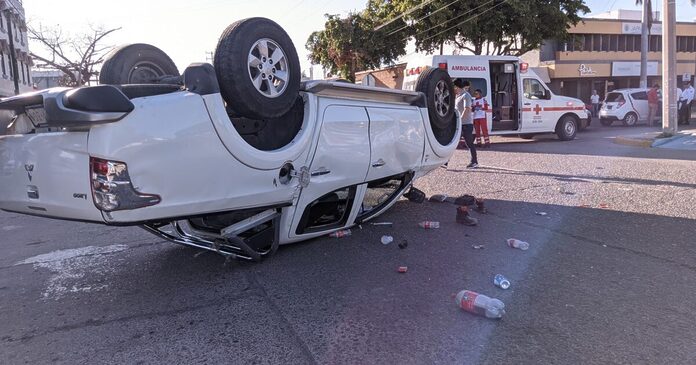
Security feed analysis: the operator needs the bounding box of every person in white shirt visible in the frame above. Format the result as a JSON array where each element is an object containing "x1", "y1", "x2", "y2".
[
  {"x1": 590, "y1": 90, "x2": 600, "y2": 118},
  {"x1": 679, "y1": 81, "x2": 694, "y2": 125}
]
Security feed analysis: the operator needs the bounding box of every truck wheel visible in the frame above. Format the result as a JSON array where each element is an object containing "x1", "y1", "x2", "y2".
[
  {"x1": 99, "y1": 44, "x2": 179, "y2": 85},
  {"x1": 214, "y1": 17, "x2": 301, "y2": 120},
  {"x1": 416, "y1": 68, "x2": 456, "y2": 144},
  {"x1": 622, "y1": 112, "x2": 638, "y2": 127},
  {"x1": 555, "y1": 115, "x2": 578, "y2": 141}
]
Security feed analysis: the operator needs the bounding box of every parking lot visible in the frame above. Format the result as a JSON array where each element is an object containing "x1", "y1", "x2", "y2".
[{"x1": 1, "y1": 125, "x2": 696, "y2": 364}]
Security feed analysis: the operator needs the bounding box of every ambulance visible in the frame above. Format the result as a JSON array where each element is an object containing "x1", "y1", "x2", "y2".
[{"x1": 403, "y1": 55, "x2": 590, "y2": 141}]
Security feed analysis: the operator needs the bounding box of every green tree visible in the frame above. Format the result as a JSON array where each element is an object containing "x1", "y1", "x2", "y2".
[
  {"x1": 374, "y1": 0, "x2": 590, "y2": 56},
  {"x1": 306, "y1": 3, "x2": 409, "y2": 82}
]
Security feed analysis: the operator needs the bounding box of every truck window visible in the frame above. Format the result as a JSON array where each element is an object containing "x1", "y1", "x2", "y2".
[{"x1": 523, "y1": 78, "x2": 550, "y2": 100}]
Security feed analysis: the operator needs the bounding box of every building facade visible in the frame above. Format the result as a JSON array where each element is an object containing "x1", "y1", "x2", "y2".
[
  {"x1": 355, "y1": 63, "x2": 407, "y2": 89},
  {"x1": 0, "y1": 0, "x2": 32, "y2": 96},
  {"x1": 524, "y1": 9, "x2": 696, "y2": 103}
]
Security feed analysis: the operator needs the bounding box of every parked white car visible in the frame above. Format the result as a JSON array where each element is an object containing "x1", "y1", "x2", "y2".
[
  {"x1": 599, "y1": 88, "x2": 654, "y2": 127},
  {"x1": 0, "y1": 18, "x2": 460, "y2": 261}
]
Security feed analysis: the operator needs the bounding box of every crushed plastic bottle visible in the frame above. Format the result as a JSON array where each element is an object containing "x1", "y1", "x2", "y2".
[
  {"x1": 418, "y1": 221, "x2": 440, "y2": 229},
  {"x1": 493, "y1": 274, "x2": 511, "y2": 290},
  {"x1": 381, "y1": 235, "x2": 394, "y2": 245},
  {"x1": 329, "y1": 229, "x2": 352, "y2": 238},
  {"x1": 507, "y1": 238, "x2": 530, "y2": 250},
  {"x1": 455, "y1": 290, "x2": 505, "y2": 319}
]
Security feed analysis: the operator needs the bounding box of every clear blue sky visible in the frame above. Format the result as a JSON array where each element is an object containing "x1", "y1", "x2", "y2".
[{"x1": 24, "y1": 0, "x2": 696, "y2": 74}]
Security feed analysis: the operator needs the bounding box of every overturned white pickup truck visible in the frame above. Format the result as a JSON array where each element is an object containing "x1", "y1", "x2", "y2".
[{"x1": 0, "y1": 18, "x2": 459, "y2": 260}]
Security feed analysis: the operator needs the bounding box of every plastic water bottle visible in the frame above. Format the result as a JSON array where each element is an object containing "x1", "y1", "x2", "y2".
[
  {"x1": 455, "y1": 290, "x2": 505, "y2": 319},
  {"x1": 418, "y1": 221, "x2": 440, "y2": 229},
  {"x1": 507, "y1": 238, "x2": 529, "y2": 250},
  {"x1": 381, "y1": 235, "x2": 394, "y2": 245},
  {"x1": 493, "y1": 274, "x2": 511, "y2": 290},
  {"x1": 329, "y1": 229, "x2": 352, "y2": 238}
]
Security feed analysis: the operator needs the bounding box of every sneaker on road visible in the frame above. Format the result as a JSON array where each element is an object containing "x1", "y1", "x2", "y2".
[{"x1": 466, "y1": 163, "x2": 478, "y2": 169}]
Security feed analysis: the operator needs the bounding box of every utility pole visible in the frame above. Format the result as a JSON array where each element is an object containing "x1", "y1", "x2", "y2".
[
  {"x1": 639, "y1": 0, "x2": 649, "y2": 89},
  {"x1": 4, "y1": 10, "x2": 20, "y2": 95},
  {"x1": 662, "y1": 0, "x2": 677, "y2": 135}
]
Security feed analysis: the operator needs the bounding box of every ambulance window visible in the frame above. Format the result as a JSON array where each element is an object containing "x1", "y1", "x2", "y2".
[
  {"x1": 523, "y1": 78, "x2": 550, "y2": 100},
  {"x1": 458, "y1": 78, "x2": 487, "y2": 96}
]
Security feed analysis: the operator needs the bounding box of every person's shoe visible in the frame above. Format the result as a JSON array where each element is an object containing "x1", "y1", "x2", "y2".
[
  {"x1": 466, "y1": 162, "x2": 478, "y2": 169},
  {"x1": 456, "y1": 206, "x2": 479, "y2": 226}
]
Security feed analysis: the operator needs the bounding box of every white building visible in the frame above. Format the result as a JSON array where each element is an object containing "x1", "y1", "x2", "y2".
[{"x1": 0, "y1": 0, "x2": 32, "y2": 96}]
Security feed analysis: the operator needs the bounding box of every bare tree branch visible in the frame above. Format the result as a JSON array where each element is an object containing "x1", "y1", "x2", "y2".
[{"x1": 28, "y1": 23, "x2": 120, "y2": 86}]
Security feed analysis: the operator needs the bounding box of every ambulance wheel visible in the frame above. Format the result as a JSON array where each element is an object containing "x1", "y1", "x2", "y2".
[
  {"x1": 214, "y1": 17, "x2": 301, "y2": 120},
  {"x1": 519, "y1": 134, "x2": 535, "y2": 140},
  {"x1": 555, "y1": 115, "x2": 578, "y2": 141},
  {"x1": 416, "y1": 68, "x2": 455, "y2": 131},
  {"x1": 622, "y1": 112, "x2": 638, "y2": 127}
]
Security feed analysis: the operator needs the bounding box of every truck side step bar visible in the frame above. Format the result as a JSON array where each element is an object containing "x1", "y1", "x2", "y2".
[{"x1": 141, "y1": 209, "x2": 281, "y2": 261}]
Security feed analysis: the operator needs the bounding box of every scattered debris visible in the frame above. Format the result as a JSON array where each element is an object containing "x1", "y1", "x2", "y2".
[
  {"x1": 398, "y1": 266, "x2": 408, "y2": 273},
  {"x1": 456, "y1": 206, "x2": 479, "y2": 226},
  {"x1": 599, "y1": 203, "x2": 610, "y2": 209},
  {"x1": 535, "y1": 211, "x2": 548, "y2": 216},
  {"x1": 398, "y1": 240, "x2": 408, "y2": 249},
  {"x1": 559, "y1": 187, "x2": 576, "y2": 195},
  {"x1": 455, "y1": 290, "x2": 505, "y2": 319},
  {"x1": 371, "y1": 222, "x2": 393, "y2": 226},
  {"x1": 578, "y1": 204, "x2": 592, "y2": 208},
  {"x1": 418, "y1": 221, "x2": 440, "y2": 229},
  {"x1": 472, "y1": 245, "x2": 485, "y2": 250},
  {"x1": 507, "y1": 238, "x2": 530, "y2": 250},
  {"x1": 428, "y1": 194, "x2": 448, "y2": 203},
  {"x1": 329, "y1": 229, "x2": 352, "y2": 238},
  {"x1": 493, "y1": 274, "x2": 511, "y2": 290},
  {"x1": 404, "y1": 187, "x2": 426, "y2": 203},
  {"x1": 454, "y1": 194, "x2": 476, "y2": 206},
  {"x1": 602, "y1": 244, "x2": 608, "y2": 248},
  {"x1": 474, "y1": 198, "x2": 487, "y2": 214},
  {"x1": 381, "y1": 235, "x2": 394, "y2": 245}
]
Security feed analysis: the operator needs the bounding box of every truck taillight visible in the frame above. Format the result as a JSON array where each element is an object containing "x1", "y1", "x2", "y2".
[
  {"x1": 90, "y1": 157, "x2": 160, "y2": 212},
  {"x1": 438, "y1": 62, "x2": 448, "y2": 70}
]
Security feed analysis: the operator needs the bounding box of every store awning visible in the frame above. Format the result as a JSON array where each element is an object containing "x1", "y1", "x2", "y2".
[{"x1": 531, "y1": 67, "x2": 551, "y2": 83}]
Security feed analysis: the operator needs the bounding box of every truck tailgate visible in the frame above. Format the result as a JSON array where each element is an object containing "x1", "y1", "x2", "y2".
[{"x1": 0, "y1": 132, "x2": 104, "y2": 222}]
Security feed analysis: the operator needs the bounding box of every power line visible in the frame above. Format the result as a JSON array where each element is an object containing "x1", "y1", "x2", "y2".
[
  {"x1": 373, "y1": 0, "x2": 439, "y2": 31},
  {"x1": 390, "y1": 0, "x2": 496, "y2": 37},
  {"x1": 387, "y1": 0, "x2": 465, "y2": 36},
  {"x1": 417, "y1": 0, "x2": 509, "y2": 44}
]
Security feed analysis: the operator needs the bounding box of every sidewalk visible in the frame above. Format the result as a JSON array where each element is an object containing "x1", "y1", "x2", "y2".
[{"x1": 614, "y1": 126, "x2": 696, "y2": 150}]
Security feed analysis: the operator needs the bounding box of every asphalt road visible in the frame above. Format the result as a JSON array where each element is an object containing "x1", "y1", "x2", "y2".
[{"x1": 1, "y1": 125, "x2": 695, "y2": 364}]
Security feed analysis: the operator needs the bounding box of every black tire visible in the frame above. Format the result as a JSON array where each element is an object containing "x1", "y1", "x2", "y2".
[
  {"x1": 231, "y1": 96, "x2": 305, "y2": 151},
  {"x1": 600, "y1": 118, "x2": 613, "y2": 127},
  {"x1": 214, "y1": 17, "x2": 301, "y2": 120},
  {"x1": 622, "y1": 112, "x2": 638, "y2": 127},
  {"x1": 416, "y1": 68, "x2": 455, "y2": 131},
  {"x1": 519, "y1": 134, "x2": 535, "y2": 140},
  {"x1": 555, "y1": 115, "x2": 578, "y2": 141},
  {"x1": 99, "y1": 44, "x2": 179, "y2": 85}
]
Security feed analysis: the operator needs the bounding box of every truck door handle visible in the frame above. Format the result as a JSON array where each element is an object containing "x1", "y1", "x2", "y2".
[
  {"x1": 372, "y1": 159, "x2": 386, "y2": 168},
  {"x1": 311, "y1": 167, "x2": 331, "y2": 177}
]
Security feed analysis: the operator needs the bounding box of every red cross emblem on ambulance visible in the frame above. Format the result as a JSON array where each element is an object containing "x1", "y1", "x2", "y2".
[{"x1": 534, "y1": 104, "x2": 542, "y2": 115}]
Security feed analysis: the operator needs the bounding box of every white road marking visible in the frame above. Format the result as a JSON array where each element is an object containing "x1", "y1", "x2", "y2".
[{"x1": 15, "y1": 245, "x2": 128, "y2": 300}]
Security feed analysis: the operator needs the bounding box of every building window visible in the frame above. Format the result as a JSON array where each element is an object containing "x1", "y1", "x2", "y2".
[
  {"x1": 609, "y1": 35, "x2": 618, "y2": 51},
  {"x1": 26, "y1": 63, "x2": 31, "y2": 84},
  {"x1": 649, "y1": 35, "x2": 661, "y2": 52},
  {"x1": 20, "y1": 61, "x2": 25, "y2": 84},
  {"x1": 0, "y1": 51, "x2": 5, "y2": 77}
]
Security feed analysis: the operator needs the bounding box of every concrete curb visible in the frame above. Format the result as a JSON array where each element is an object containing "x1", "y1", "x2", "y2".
[
  {"x1": 614, "y1": 135, "x2": 654, "y2": 148},
  {"x1": 651, "y1": 133, "x2": 691, "y2": 147}
]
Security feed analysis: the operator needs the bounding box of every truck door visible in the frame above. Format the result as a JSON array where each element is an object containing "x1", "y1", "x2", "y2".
[
  {"x1": 291, "y1": 105, "x2": 370, "y2": 237},
  {"x1": 521, "y1": 78, "x2": 555, "y2": 131},
  {"x1": 364, "y1": 107, "x2": 424, "y2": 182}
]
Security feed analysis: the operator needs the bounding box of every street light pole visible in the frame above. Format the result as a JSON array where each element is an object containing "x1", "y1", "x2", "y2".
[{"x1": 662, "y1": 0, "x2": 677, "y2": 135}]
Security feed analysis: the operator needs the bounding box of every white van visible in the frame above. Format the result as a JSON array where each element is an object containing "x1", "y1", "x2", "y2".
[{"x1": 403, "y1": 55, "x2": 589, "y2": 140}]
